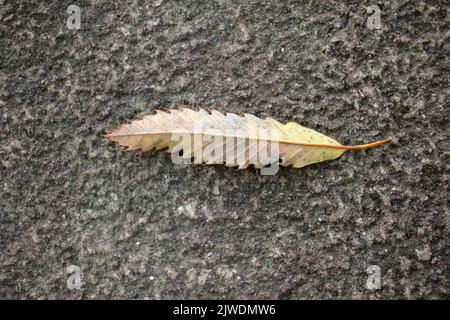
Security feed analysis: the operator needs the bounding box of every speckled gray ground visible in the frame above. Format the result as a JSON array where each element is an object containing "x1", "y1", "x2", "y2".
[{"x1": 1, "y1": 0, "x2": 449, "y2": 299}]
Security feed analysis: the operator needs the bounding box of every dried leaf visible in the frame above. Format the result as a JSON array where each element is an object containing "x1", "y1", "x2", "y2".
[{"x1": 105, "y1": 108, "x2": 392, "y2": 171}]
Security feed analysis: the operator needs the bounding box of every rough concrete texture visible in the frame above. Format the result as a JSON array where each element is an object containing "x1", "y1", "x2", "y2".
[{"x1": 0, "y1": 0, "x2": 449, "y2": 299}]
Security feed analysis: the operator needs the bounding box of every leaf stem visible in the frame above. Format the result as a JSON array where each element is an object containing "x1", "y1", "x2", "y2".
[{"x1": 339, "y1": 137, "x2": 393, "y2": 150}]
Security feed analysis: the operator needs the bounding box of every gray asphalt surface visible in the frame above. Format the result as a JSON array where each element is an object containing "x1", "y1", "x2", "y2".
[{"x1": 0, "y1": 0, "x2": 448, "y2": 299}]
